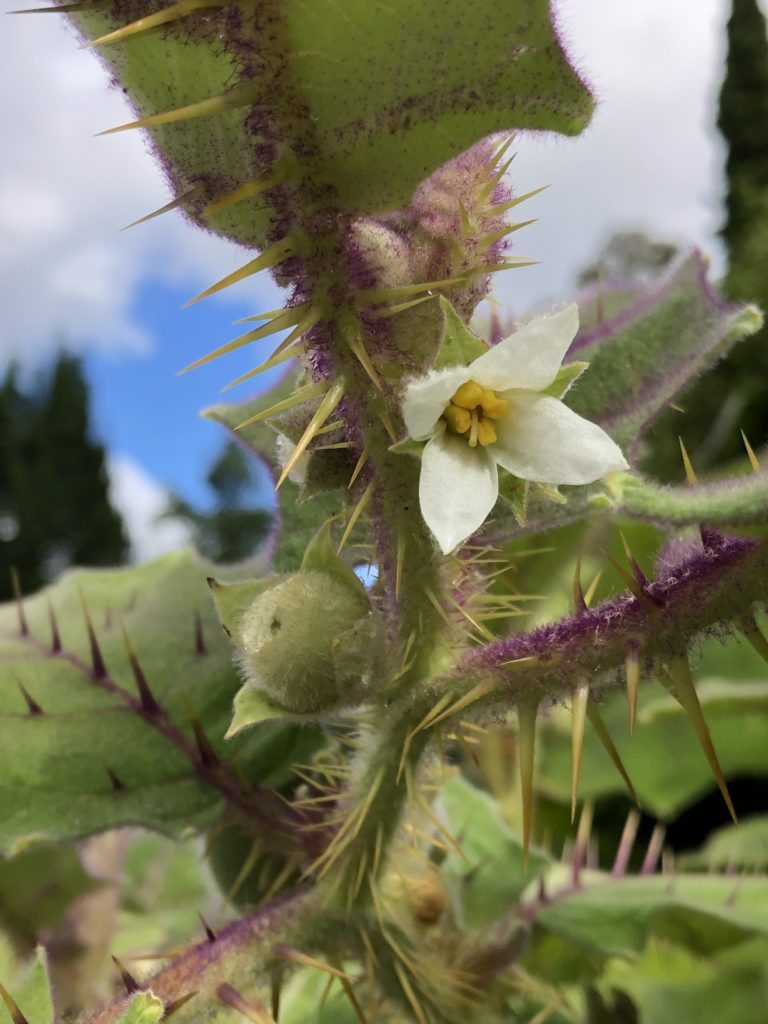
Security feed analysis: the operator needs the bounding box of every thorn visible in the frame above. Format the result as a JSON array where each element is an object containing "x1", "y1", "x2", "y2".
[
  {"x1": 120, "y1": 621, "x2": 161, "y2": 714},
  {"x1": 604, "y1": 551, "x2": 661, "y2": 608},
  {"x1": 98, "y1": 81, "x2": 260, "y2": 136},
  {"x1": 571, "y1": 684, "x2": 589, "y2": 822},
  {"x1": 17, "y1": 680, "x2": 43, "y2": 716},
  {"x1": 202, "y1": 171, "x2": 282, "y2": 218},
  {"x1": 271, "y1": 945, "x2": 348, "y2": 980},
  {"x1": 572, "y1": 554, "x2": 587, "y2": 614},
  {"x1": 79, "y1": 589, "x2": 107, "y2": 678},
  {"x1": 583, "y1": 570, "x2": 602, "y2": 608},
  {"x1": 586, "y1": 704, "x2": 638, "y2": 804},
  {"x1": 611, "y1": 809, "x2": 640, "y2": 878},
  {"x1": 194, "y1": 609, "x2": 207, "y2": 656},
  {"x1": 659, "y1": 657, "x2": 737, "y2": 823},
  {"x1": 354, "y1": 275, "x2": 469, "y2": 307},
  {"x1": 107, "y1": 768, "x2": 126, "y2": 791},
  {"x1": 738, "y1": 614, "x2": 768, "y2": 665},
  {"x1": 184, "y1": 238, "x2": 295, "y2": 308},
  {"x1": 47, "y1": 598, "x2": 61, "y2": 652},
  {"x1": 111, "y1": 955, "x2": 140, "y2": 994},
  {"x1": 379, "y1": 411, "x2": 398, "y2": 444},
  {"x1": 11, "y1": 1, "x2": 99, "y2": 12},
  {"x1": 571, "y1": 801, "x2": 593, "y2": 887},
  {"x1": 625, "y1": 641, "x2": 640, "y2": 735},
  {"x1": 217, "y1": 984, "x2": 276, "y2": 1024},
  {"x1": 395, "y1": 531, "x2": 406, "y2": 601},
  {"x1": 640, "y1": 823, "x2": 666, "y2": 874},
  {"x1": 186, "y1": 704, "x2": 220, "y2": 769},
  {"x1": 517, "y1": 697, "x2": 539, "y2": 868},
  {"x1": 220, "y1": 335, "x2": 303, "y2": 390},
  {"x1": 338, "y1": 480, "x2": 375, "y2": 553},
  {"x1": 347, "y1": 333, "x2": 382, "y2": 390},
  {"x1": 619, "y1": 530, "x2": 648, "y2": 588},
  {"x1": 678, "y1": 436, "x2": 698, "y2": 484},
  {"x1": 741, "y1": 430, "x2": 761, "y2": 472},
  {"x1": 163, "y1": 992, "x2": 198, "y2": 1020},
  {"x1": 270, "y1": 971, "x2": 282, "y2": 1022},
  {"x1": 366, "y1": 294, "x2": 436, "y2": 318},
  {"x1": 276, "y1": 381, "x2": 344, "y2": 489},
  {"x1": 0, "y1": 982, "x2": 31, "y2": 1024},
  {"x1": 86, "y1": 1, "x2": 227, "y2": 48},
  {"x1": 122, "y1": 184, "x2": 203, "y2": 230},
  {"x1": 198, "y1": 913, "x2": 216, "y2": 943},
  {"x1": 493, "y1": 184, "x2": 550, "y2": 213},
  {"x1": 233, "y1": 380, "x2": 324, "y2": 429},
  {"x1": 178, "y1": 305, "x2": 307, "y2": 376},
  {"x1": 10, "y1": 568, "x2": 28, "y2": 637}
]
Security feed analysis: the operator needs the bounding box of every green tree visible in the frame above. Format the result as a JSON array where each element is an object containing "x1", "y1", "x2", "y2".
[
  {"x1": 163, "y1": 441, "x2": 272, "y2": 564},
  {"x1": 0, "y1": 352, "x2": 128, "y2": 600}
]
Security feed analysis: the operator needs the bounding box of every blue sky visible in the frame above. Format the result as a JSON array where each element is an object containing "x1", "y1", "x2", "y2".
[{"x1": 2, "y1": 0, "x2": 763, "y2": 558}]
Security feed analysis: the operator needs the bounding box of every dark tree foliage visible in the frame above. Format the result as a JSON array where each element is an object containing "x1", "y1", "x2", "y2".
[
  {"x1": 0, "y1": 353, "x2": 128, "y2": 600},
  {"x1": 643, "y1": 0, "x2": 768, "y2": 478},
  {"x1": 164, "y1": 441, "x2": 272, "y2": 564}
]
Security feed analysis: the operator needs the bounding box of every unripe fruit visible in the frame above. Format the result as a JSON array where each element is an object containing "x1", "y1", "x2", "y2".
[{"x1": 235, "y1": 570, "x2": 371, "y2": 714}]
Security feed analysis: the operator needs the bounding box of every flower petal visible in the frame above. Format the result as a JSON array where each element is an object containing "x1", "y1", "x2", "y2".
[
  {"x1": 491, "y1": 393, "x2": 628, "y2": 484},
  {"x1": 471, "y1": 304, "x2": 579, "y2": 392},
  {"x1": 419, "y1": 432, "x2": 499, "y2": 553},
  {"x1": 402, "y1": 366, "x2": 470, "y2": 440}
]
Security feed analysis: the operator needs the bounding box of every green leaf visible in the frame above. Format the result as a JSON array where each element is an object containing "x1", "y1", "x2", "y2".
[
  {"x1": 115, "y1": 992, "x2": 165, "y2": 1024},
  {"x1": 539, "y1": 361, "x2": 589, "y2": 399},
  {"x1": 0, "y1": 550, "x2": 323, "y2": 852},
  {"x1": 536, "y1": 866, "x2": 768, "y2": 958},
  {"x1": 566, "y1": 252, "x2": 763, "y2": 453},
  {"x1": 681, "y1": 815, "x2": 768, "y2": 871},
  {"x1": 0, "y1": 947, "x2": 54, "y2": 1024},
  {"x1": 434, "y1": 298, "x2": 488, "y2": 370},
  {"x1": 69, "y1": 2, "x2": 593, "y2": 247},
  {"x1": 440, "y1": 776, "x2": 549, "y2": 929},
  {"x1": 225, "y1": 687, "x2": 291, "y2": 739}
]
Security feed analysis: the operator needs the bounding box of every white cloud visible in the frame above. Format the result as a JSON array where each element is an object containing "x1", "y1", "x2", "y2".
[
  {"x1": 108, "y1": 454, "x2": 193, "y2": 563},
  {"x1": 0, "y1": 12, "x2": 281, "y2": 367}
]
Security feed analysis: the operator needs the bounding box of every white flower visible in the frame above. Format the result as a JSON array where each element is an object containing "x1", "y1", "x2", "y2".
[{"x1": 401, "y1": 304, "x2": 628, "y2": 553}]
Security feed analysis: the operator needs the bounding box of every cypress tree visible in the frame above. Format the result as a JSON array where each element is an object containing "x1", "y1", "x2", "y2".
[{"x1": 0, "y1": 353, "x2": 129, "y2": 600}]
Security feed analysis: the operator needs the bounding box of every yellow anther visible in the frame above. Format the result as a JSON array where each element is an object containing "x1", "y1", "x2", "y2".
[
  {"x1": 443, "y1": 403, "x2": 472, "y2": 434},
  {"x1": 481, "y1": 389, "x2": 510, "y2": 419},
  {"x1": 476, "y1": 417, "x2": 497, "y2": 446},
  {"x1": 452, "y1": 381, "x2": 484, "y2": 410}
]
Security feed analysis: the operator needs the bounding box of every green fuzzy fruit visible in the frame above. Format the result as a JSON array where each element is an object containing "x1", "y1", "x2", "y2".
[{"x1": 236, "y1": 570, "x2": 371, "y2": 713}]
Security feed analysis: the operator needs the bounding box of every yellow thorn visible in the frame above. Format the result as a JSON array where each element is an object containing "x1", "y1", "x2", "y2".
[
  {"x1": 183, "y1": 237, "x2": 295, "y2": 307},
  {"x1": 586, "y1": 704, "x2": 638, "y2": 804},
  {"x1": 273, "y1": 948, "x2": 349, "y2": 981},
  {"x1": 426, "y1": 681, "x2": 496, "y2": 730},
  {"x1": 234, "y1": 308, "x2": 285, "y2": 324},
  {"x1": 739, "y1": 615, "x2": 768, "y2": 664},
  {"x1": 395, "y1": 531, "x2": 406, "y2": 601},
  {"x1": 479, "y1": 151, "x2": 517, "y2": 201},
  {"x1": 234, "y1": 381, "x2": 325, "y2": 430},
  {"x1": 178, "y1": 304, "x2": 306, "y2": 375},
  {"x1": 678, "y1": 436, "x2": 698, "y2": 484},
  {"x1": 483, "y1": 133, "x2": 515, "y2": 174},
  {"x1": 98, "y1": 81, "x2": 260, "y2": 135},
  {"x1": 355, "y1": 276, "x2": 468, "y2": 306},
  {"x1": 571, "y1": 683, "x2": 590, "y2": 822},
  {"x1": 741, "y1": 430, "x2": 761, "y2": 472},
  {"x1": 379, "y1": 411, "x2": 398, "y2": 443},
  {"x1": 494, "y1": 184, "x2": 550, "y2": 213},
  {"x1": 366, "y1": 294, "x2": 436, "y2": 318},
  {"x1": 221, "y1": 309, "x2": 318, "y2": 389},
  {"x1": 347, "y1": 334, "x2": 382, "y2": 390},
  {"x1": 121, "y1": 184, "x2": 202, "y2": 230},
  {"x1": 625, "y1": 644, "x2": 640, "y2": 735},
  {"x1": 276, "y1": 381, "x2": 344, "y2": 489},
  {"x1": 481, "y1": 259, "x2": 540, "y2": 273},
  {"x1": 422, "y1": 584, "x2": 454, "y2": 630},
  {"x1": 220, "y1": 338, "x2": 301, "y2": 389},
  {"x1": 517, "y1": 697, "x2": 539, "y2": 868},
  {"x1": 86, "y1": 1, "x2": 226, "y2": 47},
  {"x1": 202, "y1": 173, "x2": 283, "y2": 218},
  {"x1": 584, "y1": 570, "x2": 603, "y2": 608},
  {"x1": 11, "y1": 2, "x2": 98, "y2": 11},
  {"x1": 479, "y1": 218, "x2": 537, "y2": 247},
  {"x1": 660, "y1": 657, "x2": 737, "y2": 823},
  {"x1": 337, "y1": 480, "x2": 374, "y2": 553},
  {"x1": 393, "y1": 962, "x2": 428, "y2": 1024},
  {"x1": 447, "y1": 594, "x2": 495, "y2": 641},
  {"x1": 348, "y1": 443, "x2": 370, "y2": 489}
]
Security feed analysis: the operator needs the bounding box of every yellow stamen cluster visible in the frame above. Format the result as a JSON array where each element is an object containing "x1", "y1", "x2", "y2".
[{"x1": 443, "y1": 380, "x2": 510, "y2": 447}]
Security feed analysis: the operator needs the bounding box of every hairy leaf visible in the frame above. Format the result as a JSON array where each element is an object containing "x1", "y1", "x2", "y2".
[
  {"x1": 0, "y1": 550, "x2": 321, "y2": 852},
  {"x1": 64, "y1": 0, "x2": 593, "y2": 248}
]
